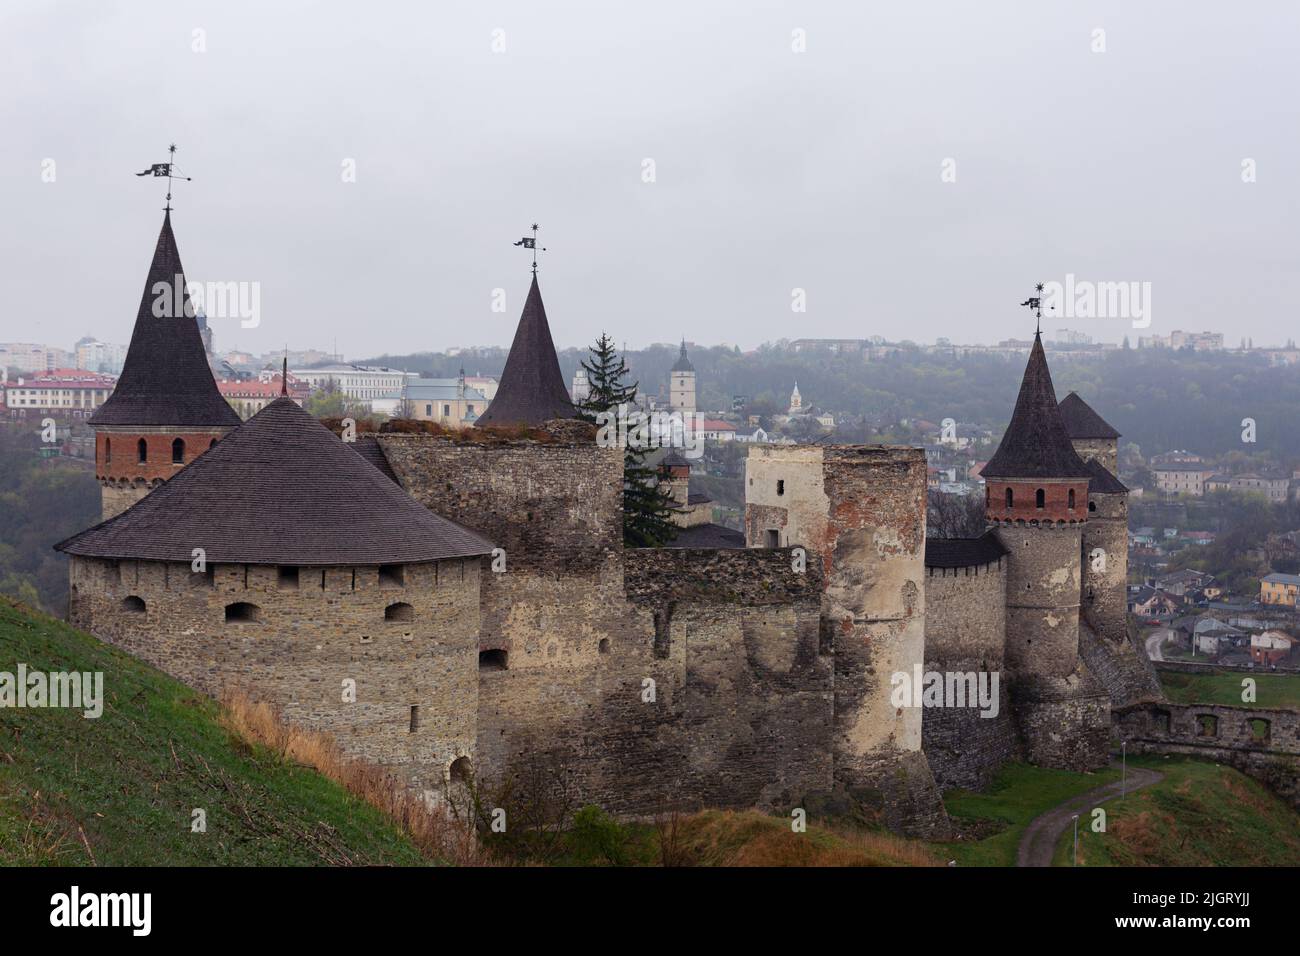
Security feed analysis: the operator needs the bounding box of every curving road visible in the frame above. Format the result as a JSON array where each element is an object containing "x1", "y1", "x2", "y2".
[{"x1": 1016, "y1": 762, "x2": 1164, "y2": 867}]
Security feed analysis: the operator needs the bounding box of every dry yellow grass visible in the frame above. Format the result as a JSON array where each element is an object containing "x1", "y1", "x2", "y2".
[
  {"x1": 672, "y1": 809, "x2": 940, "y2": 867},
  {"x1": 220, "y1": 691, "x2": 481, "y2": 865}
]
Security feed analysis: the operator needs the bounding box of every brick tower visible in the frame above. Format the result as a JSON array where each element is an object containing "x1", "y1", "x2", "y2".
[
  {"x1": 982, "y1": 331, "x2": 1109, "y2": 770},
  {"x1": 89, "y1": 212, "x2": 242, "y2": 519}
]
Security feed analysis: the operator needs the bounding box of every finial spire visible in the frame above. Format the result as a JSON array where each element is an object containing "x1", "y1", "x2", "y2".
[
  {"x1": 513, "y1": 223, "x2": 547, "y2": 275},
  {"x1": 1020, "y1": 282, "x2": 1050, "y2": 337},
  {"x1": 136, "y1": 143, "x2": 192, "y2": 212},
  {"x1": 281, "y1": 351, "x2": 288, "y2": 396}
]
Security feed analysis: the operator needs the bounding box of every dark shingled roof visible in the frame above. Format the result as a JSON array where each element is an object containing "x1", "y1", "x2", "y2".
[
  {"x1": 661, "y1": 523, "x2": 745, "y2": 549},
  {"x1": 982, "y1": 333, "x2": 1090, "y2": 479},
  {"x1": 1082, "y1": 456, "x2": 1128, "y2": 495},
  {"x1": 924, "y1": 531, "x2": 1009, "y2": 569},
  {"x1": 1058, "y1": 392, "x2": 1120, "y2": 440},
  {"x1": 475, "y1": 276, "x2": 576, "y2": 426},
  {"x1": 671, "y1": 340, "x2": 694, "y2": 373},
  {"x1": 352, "y1": 435, "x2": 399, "y2": 483},
  {"x1": 56, "y1": 398, "x2": 493, "y2": 565},
  {"x1": 89, "y1": 212, "x2": 242, "y2": 428}
]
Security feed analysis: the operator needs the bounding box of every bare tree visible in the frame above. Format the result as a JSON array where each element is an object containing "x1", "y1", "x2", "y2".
[{"x1": 926, "y1": 490, "x2": 986, "y2": 538}]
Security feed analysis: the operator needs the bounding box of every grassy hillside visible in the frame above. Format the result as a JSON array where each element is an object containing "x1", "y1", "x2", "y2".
[
  {"x1": 0, "y1": 598, "x2": 427, "y2": 866},
  {"x1": 1159, "y1": 669, "x2": 1300, "y2": 709},
  {"x1": 935, "y1": 763, "x2": 1121, "y2": 866},
  {"x1": 1052, "y1": 756, "x2": 1300, "y2": 866}
]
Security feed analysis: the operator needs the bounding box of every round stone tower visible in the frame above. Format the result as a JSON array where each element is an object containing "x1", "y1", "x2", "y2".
[
  {"x1": 90, "y1": 211, "x2": 241, "y2": 519},
  {"x1": 982, "y1": 331, "x2": 1109, "y2": 771}
]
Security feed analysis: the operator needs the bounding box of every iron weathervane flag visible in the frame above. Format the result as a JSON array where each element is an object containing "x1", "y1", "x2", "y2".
[{"x1": 135, "y1": 163, "x2": 173, "y2": 177}]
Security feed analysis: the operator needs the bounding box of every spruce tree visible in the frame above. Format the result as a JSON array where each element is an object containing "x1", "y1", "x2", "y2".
[{"x1": 578, "y1": 333, "x2": 679, "y2": 547}]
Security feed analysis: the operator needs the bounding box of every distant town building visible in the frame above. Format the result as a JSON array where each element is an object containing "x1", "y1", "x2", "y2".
[
  {"x1": 1137, "y1": 330, "x2": 1224, "y2": 350},
  {"x1": 1260, "y1": 573, "x2": 1300, "y2": 607},
  {"x1": 0, "y1": 343, "x2": 74, "y2": 373},
  {"x1": 405, "y1": 376, "x2": 489, "y2": 428},
  {"x1": 1153, "y1": 461, "x2": 1216, "y2": 496},
  {"x1": 788, "y1": 382, "x2": 802, "y2": 415},
  {"x1": 1251, "y1": 630, "x2": 1294, "y2": 665},
  {"x1": 571, "y1": 367, "x2": 590, "y2": 405},
  {"x1": 75, "y1": 337, "x2": 129, "y2": 375},
  {"x1": 218, "y1": 375, "x2": 309, "y2": 419},
  {"x1": 669, "y1": 340, "x2": 696, "y2": 415},
  {"x1": 292, "y1": 364, "x2": 413, "y2": 404},
  {"x1": 4, "y1": 369, "x2": 116, "y2": 419}
]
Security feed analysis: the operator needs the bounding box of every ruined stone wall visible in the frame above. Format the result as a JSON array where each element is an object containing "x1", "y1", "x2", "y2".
[
  {"x1": 381, "y1": 435, "x2": 833, "y2": 816},
  {"x1": 67, "y1": 555, "x2": 480, "y2": 795},
  {"x1": 923, "y1": 560, "x2": 1021, "y2": 790},
  {"x1": 747, "y1": 445, "x2": 949, "y2": 836},
  {"x1": 1078, "y1": 620, "x2": 1164, "y2": 706},
  {"x1": 1114, "y1": 702, "x2": 1300, "y2": 808}
]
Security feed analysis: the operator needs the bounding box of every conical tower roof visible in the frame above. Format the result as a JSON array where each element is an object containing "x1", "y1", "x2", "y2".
[
  {"x1": 671, "y1": 339, "x2": 694, "y2": 372},
  {"x1": 57, "y1": 398, "x2": 493, "y2": 565},
  {"x1": 89, "y1": 211, "x2": 241, "y2": 428},
  {"x1": 1058, "y1": 392, "x2": 1120, "y2": 440},
  {"x1": 983, "y1": 333, "x2": 1090, "y2": 479},
  {"x1": 475, "y1": 275, "x2": 576, "y2": 426}
]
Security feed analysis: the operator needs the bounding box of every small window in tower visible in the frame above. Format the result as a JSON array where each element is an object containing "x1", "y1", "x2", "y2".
[
  {"x1": 777, "y1": 479, "x2": 785, "y2": 496},
  {"x1": 1068, "y1": 489, "x2": 1076, "y2": 510},
  {"x1": 105, "y1": 437, "x2": 111, "y2": 463},
  {"x1": 277, "y1": 566, "x2": 299, "y2": 590},
  {"x1": 599, "y1": 638, "x2": 610, "y2": 654},
  {"x1": 379, "y1": 564, "x2": 405, "y2": 588},
  {"x1": 479, "y1": 648, "x2": 508, "y2": 671},
  {"x1": 1035, "y1": 488, "x2": 1046, "y2": 509},
  {"x1": 209, "y1": 438, "x2": 217, "y2": 449},
  {"x1": 137, "y1": 438, "x2": 148, "y2": 463},
  {"x1": 765, "y1": 529, "x2": 780, "y2": 549},
  {"x1": 121, "y1": 595, "x2": 146, "y2": 615},
  {"x1": 409, "y1": 705, "x2": 419, "y2": 733},
  {"x1": 385, "y1": 602, "x2": 414, "y2": 622},
  {"x1": 1005, "y1": 488, "x2": 1014, "y2": 509},
  {"x1": 172, "y1": 438, "x2": 185, "y2": 464},
  {"x1": 1089, "y1": 501, "x2": 1096, "y2": 513}
]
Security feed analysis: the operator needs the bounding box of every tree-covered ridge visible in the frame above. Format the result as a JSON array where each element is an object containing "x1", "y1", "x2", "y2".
[{"x1": 358, "y1": 346, "x2": 1300, "y2": 463}]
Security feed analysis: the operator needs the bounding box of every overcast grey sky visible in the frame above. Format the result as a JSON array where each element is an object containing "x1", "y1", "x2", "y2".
[{"x1": 2, "y1": 1, "x2": 1297, "y2": 357}]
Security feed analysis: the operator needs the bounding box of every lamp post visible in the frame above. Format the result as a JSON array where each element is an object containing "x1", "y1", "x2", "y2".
[
  {"x1": 1121, "y1": 740, "x2": 1127, "y2": 799},
  {"x1": 1072, "y1": 813, "x2": 1080, "y2": 867}
]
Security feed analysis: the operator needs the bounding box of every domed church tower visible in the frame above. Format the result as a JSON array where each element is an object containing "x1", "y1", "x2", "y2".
[
  {"x1": 90, "y1": 211, "x2": 241, "y2": 519},
  {"x1": 982, "y1": 331, "x2": 1108, "y2": 770}
]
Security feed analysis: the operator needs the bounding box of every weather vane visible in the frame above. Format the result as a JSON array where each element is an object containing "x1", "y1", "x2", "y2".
[
  {"x1": 1019, "y1": 282, "x2": 1053, "y2": 335},
  {"x1": 513, "y1": 223, "x2": 547, "y2": 275},
  {"x1": 135, "y1": 143, "x2": 191, "y2": 211}
]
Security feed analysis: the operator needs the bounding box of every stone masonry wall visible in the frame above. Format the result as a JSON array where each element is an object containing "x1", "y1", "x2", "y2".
[
  {"x1": 923, "y1": 560, "x2": 1021, "y2": 790},
  {"x1": 1114, "y1": 701, "x2": 1300, "y2": 808},
  {"x1": 67, "y1": 555, "x2": 480, "y2": 796},
  {"x1": 746, "y1": 445, "x2": 949, "y2": 837}
]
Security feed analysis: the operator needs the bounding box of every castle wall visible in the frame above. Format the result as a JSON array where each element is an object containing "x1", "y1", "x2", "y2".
[
  {"x1": 1114, "y1": 702, "x2": 1300, "y2": 809},
  {"x1": 67, "y1": 555, "x2": 481, "y2": 795},
  {"x1": 381, "y1": 434, "x2": 832, "y2": 816},
  {"x1": 923, "y1": 559, "x2": 1021, "y2": 790},
  {"x1": 747, "y1": 445, "x2": 948, "y2": 836}
]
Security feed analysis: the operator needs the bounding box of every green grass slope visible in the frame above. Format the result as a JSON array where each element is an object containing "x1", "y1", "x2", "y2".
[
  {"x1": 1052, "y1": 755, "x2": 1300, "y2": 866},
  {"x1": 936, "y1": 762, "x2": 1121, "y2": 866},
  {"x1": 1159, "y1": 669, "x2": 1300, "y2": 709},
  {"x1": 0, "y1": 598, "x2": 426, "y2": 866}
]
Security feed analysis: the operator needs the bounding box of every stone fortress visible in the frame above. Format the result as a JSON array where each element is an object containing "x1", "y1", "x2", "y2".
[{"x1": 56, "y1": 213, "x2": 1161, "y2": 837}]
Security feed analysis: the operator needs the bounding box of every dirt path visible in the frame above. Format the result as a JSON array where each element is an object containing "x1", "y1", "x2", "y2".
[{"x1": 1016, "y1": 762, "x2": 1164, "y2": 867}]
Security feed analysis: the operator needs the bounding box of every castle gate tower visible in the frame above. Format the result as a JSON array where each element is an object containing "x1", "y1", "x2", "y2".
[
  {"x1": 982, "y1": 332, "x2": 1109, "y2": 770},
  {"x1": 89, "y1": 211, "x2": 241, "y2": 520}
]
